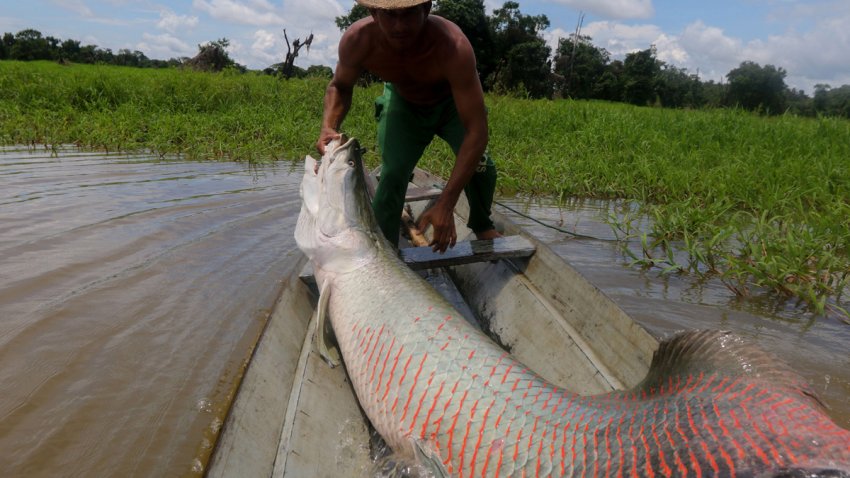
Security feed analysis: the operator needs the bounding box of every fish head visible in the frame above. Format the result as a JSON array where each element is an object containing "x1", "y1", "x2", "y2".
[{"x1": 295, "y1": 136, "x2": 384, "y2": 275}]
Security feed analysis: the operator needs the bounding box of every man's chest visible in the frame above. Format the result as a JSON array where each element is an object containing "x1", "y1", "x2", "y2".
[{"x1": 364, "y1": 57, "x2": 444, "y2": 86}]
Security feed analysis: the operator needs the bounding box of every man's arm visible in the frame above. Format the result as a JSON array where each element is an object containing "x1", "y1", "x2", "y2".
[
  {"x1": 317, "y1": 25, "x2": 367, "y2": 154},
  {"x1": 417, "y1": 34, "x2": 489, "y2": 252}
]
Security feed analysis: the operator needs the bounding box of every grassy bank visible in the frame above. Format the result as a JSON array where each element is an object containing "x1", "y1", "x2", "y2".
[{"x1": 2, "y1": 61, "x2": 848, "y2": 317}]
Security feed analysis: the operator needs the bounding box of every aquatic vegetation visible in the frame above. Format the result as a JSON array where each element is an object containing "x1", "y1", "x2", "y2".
[{"x1": 1, "y1": 60, "x2": 848, "y2": 317}]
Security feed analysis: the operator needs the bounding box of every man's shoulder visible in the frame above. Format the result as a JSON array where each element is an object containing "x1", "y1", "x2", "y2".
[
  {"x1": 342, "y1": 17, "x2": 377, "y2": 42},
  {"x1": 427, "y1": 16, "x2": 472, "y2": 55},
  {"x1": 339, "y1": 18, "x2": 377, "y2": 61},
  {"x1": 428, "y1": 16, "x2": 466, "y2": 41}
]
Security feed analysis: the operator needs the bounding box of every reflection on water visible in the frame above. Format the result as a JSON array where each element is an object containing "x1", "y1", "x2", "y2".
[
  {"x1": 495, "y1": 196, "x2": 850, "y2": 428},
  {"x1": 0, "y1": 146, "x2": 303, "y2": 476}
]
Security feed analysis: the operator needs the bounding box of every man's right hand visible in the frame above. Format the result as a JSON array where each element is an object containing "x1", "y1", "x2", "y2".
[{"x1": 316, "y1": 127, "x2": 342, "y2": 155}]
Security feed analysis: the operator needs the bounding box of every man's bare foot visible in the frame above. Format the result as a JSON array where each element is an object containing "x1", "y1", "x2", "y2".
[{"x1": 475, "y1": 229, "x2": 502, "y2": 241}]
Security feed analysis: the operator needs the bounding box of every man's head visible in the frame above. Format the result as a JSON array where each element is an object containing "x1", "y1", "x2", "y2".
[{"x1": 359, "y1": 0, "x2": 432, "y2": 51}]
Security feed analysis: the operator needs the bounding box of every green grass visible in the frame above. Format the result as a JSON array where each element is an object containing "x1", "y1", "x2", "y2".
[
  {"x1": 0, "y1": 60, "x2": 381, "y2": 160},
  {"x1": 2, "y1": 60, "x2": 848, "y2": 318}
]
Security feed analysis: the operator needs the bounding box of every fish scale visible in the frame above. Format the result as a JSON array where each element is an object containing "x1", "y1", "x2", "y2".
[
  {"x1": 326, "y1": 256, "x2": 850, "y2": 477},
  {"x1": 296, "y1": 138, "x2": 850, "y2": 477}
]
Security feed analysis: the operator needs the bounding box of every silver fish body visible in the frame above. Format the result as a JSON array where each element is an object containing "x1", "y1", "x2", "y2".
[{"x1": 296, "y1": 137, "x2": 850, "y2": 477}]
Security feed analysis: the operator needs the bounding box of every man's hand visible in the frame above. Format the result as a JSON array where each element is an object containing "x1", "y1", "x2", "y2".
[
  {"x1": 417, "y1": 200, "x2": 457, "y2": 253},
  {"x1": 316, "y1": 127, "x2": 342, "y2": 155}
]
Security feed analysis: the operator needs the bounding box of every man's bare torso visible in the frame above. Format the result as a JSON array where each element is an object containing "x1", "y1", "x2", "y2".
[{"x1": 346, "y1": 15, "x2": 468, "y2": 106}]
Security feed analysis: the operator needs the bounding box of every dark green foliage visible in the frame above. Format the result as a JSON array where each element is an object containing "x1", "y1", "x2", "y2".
[
  {"x1": 486, "y1": 2, "x2": 552, "y2": 98},
  {"x1": 433, "y1": 0, "x2": 494, "y2": 82},
  {"x1": 5, "y1": 13, "x2": 850, "y2": 119},
  {"x1": 0, "y1": 28, "x2": 179, "y2": 67},
  {"x1": 656, "y1": 65, "x2": 703, "y2": 108},
  {"x1": 726, "y1": 61, "x2": 788, "y2": 114},
  {"x1": 553, "y1": 35, "x2": 609, "y2": 99},
  {"x1": 0, "y1": 32, "x2": 12, "y2": 59},
  {"x1": 622, "y1": 47, "x2": 661, "y2": 106},
  {"x1": 335, "y1": 4, "x2": 370, "y2": 31},
  {"x1": 814, "y1": 84, "x2": 850, "y2": 118},
  {"x1": 186, "y1": 38, "x2": 244, "y2": 72},
  {"x1": 10, "y1": 29, "x2": 54, "y2": 61}
]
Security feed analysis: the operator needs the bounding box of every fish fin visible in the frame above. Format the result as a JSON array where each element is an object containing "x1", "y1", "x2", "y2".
[
  {"x1": 637, "y1": 330, "x2": 825, "y2": 409},
  {"x1": 315, "y1": 279, "x2": 341, "y2": 368},
  {"x1": 412, "y1": 438, "x2": 449, "y2": 478}
]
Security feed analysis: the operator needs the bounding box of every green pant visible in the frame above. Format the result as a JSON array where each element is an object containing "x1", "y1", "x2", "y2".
[{"x1": 372, "y1": 83, "x2": 497, "y2": 246}]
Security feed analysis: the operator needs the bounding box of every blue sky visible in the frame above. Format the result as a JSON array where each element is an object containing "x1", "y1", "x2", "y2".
[{"x1": 2, "y1": 0, "x2": 849, "y2": 94}]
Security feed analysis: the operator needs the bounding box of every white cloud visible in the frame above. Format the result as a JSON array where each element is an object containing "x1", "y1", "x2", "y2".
[
  {"x1": 674, "y1": 14, "x2": 850, "y2": 92},
  {"x1": 245, "y1": 29, "x2": 278, "y2": 65},
  {"x1": 282, "y1": 0, "x2": 346, "y2": 25},
  {"x1": 741, "y1": 14, "x2": 850, "y2": 90},
  {"x1": 230, "y1": 27, "x2": 341, "y2": 71},
  {"x1": 252, "y1": 29, "x2": 276, "y2": 51},
  {"x1": 50, "y1": 0, "x2": 94, "y2": 18},
  {"x1": 171, "y1": 0, "x2": 347, "y2": 69},
  {"x1": 544, "y1": 0, "x2": 654, "y2": 20},
  {"x1": 542, "y1": 13, "x2": 850, "y2": 93},
  {"x1": 157, "y1": 9, "x2": 199, "y2": 33},
  {"x1": 192, "y1": 0, "x2": 285, "y2": 26},
  {"x1": 581, "y1": 21, "x2": 664, "y2": 55},
  {"x1": 136, "y1": 32, "x2": 194, "y2": 60},
  {"x1": 673, "y1": 21, "x2": 743, "y2": 82}
]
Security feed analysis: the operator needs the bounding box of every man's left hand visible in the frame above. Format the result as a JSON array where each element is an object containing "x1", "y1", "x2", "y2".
[{"x1": 416, "y1": 201, "x2": 457, "y2": 253}]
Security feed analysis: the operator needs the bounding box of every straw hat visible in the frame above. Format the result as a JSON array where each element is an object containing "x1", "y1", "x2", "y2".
[{"x1": 355, "y1": 0, "x2": 430, "y2": 9}]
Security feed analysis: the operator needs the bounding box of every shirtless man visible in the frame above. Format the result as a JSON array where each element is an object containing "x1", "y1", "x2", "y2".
[{"x1": 316, "y1": 0, "x2": 500, "y2": 253}]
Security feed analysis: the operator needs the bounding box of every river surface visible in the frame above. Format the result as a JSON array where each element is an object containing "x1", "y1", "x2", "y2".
[{"x1": 0, "y1": 147, "x2": 847, "y2": 477}]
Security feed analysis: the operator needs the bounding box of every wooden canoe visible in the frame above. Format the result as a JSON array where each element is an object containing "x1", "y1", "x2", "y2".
[{"x1": 205, "y1": 168, "x2": 659, "y2": 477}]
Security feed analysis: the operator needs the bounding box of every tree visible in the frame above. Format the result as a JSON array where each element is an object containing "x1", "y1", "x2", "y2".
[
  {"x1": 335, "y1": 4, "x2": 370, "y2": 31},
  {"x1": 594, "y1": 60, "x2": 625, "y2": 102},
  {"x1": 553, "y1": 34, "x2": 609, "y2": 99},
  {"x1": 813, "y1": 84, "x2": 850, "y2": 118},
  {"x1": 725, "y1": 61, "x2": 787, "y2": 114},
  {"x1": 656, "y1": 64, "x2": 703, "y2": 108},
  {"x1": 0, "y1": 32, "x2": 11, "y2": 59},
  {"x1": 59, "y1": 39, "x2": 81, "y2": 62},
  {"x1": 700, "y1": 80, "x2": 726, "y2": 108},
  {"x1": 813, "y1": 84, "x2": 831, "y2": 112},
  {"x1": 487, "y1": 1, "x2": 552, "y2": 98},
  {"x1": 186, "y1": 38, "x2": 242, "y2": 72},
  {"x1": 433, "y1": 0, "x2": 494, "y2": 84},
  {"x1": 279, "y1": 30, "x2": 313, "y2": 79},
  {"x1": 10, "y1": 29, "x2": 52, "y2": 61},
  {"x1": 305, "y1": 65, "x2": 334, "y2": 78},
  {"x1": 622, "y1": 47, "x2": 660, "y2": 106},
  {"x1": 78, "y1": 44, "x2": 98, "y2": 64}
]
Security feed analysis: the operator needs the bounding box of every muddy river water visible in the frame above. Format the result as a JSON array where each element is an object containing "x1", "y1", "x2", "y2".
[{"x1": 0, "y1": 147, "x2": 847, "y2": 476}]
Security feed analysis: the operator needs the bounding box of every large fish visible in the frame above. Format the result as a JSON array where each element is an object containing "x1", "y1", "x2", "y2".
[{"x1": 295, "y1": 137, "x2": 850, "y2": 477}]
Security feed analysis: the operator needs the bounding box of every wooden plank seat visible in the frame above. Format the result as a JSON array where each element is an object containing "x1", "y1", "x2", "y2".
[
  {"x1": 300, "y1": 235, "x2": 536, "y2": 286},
  {"x1": 400, "y1": 235, "x2": 536, "y2": 270}
]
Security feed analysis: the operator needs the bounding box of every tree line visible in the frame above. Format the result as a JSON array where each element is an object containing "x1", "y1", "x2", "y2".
[
  {"x1": 4, "y1": 0, "x2": 849, "y2": 118},
  {"x1": 0, "y1": 28, "x2": 329, "y2": 78},
  {"x1": 337, "y1": 0, "x2": 850, "y2": 118}
]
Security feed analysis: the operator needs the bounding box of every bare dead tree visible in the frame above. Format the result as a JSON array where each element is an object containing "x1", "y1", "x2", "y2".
[{"x1": 280, "y1": 29, "x2": 313, "y2": 79}]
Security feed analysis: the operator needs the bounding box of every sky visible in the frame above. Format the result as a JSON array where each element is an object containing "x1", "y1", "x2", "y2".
[{"x1": 2, "y1": 0, "x2": 849, "y2": 95}]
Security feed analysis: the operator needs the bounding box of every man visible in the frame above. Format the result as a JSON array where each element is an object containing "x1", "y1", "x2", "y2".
[{"x1": 316, "y1": 0, "x2": 500, "y2": 253}]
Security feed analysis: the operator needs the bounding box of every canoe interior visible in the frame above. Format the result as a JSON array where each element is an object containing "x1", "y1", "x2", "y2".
[
  {"x1": 206, "y1": 254, "x2": 373, "y2": 477},
  {"x1": 207, "y1": 168, "x2": 658, "y2": 477}
]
